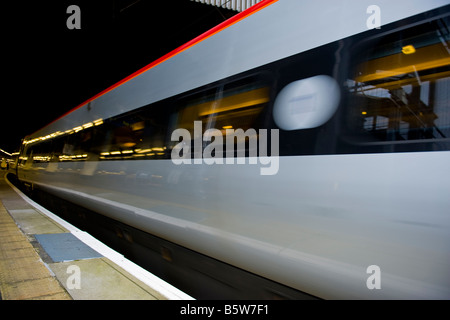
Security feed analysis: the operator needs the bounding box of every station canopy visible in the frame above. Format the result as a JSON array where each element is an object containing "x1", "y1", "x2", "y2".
[{"x1": 190, "y1": 0, "x2": 265, "y2": 12}]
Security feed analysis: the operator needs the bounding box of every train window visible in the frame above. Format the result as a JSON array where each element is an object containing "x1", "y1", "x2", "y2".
[
  {"x1": 344, "y1": 16, "x2": 450, "y2": 152},
  {"x1": 98, "y1": 117, "x2": 144, "y2": 160},
  {"x1": 31, "y1": 140, "x2": 53, "y2": 163},
  {"x1": 96, "y1": 106, "x2": 172, "y2": 160},
  {"x1": 170, "y1": 76, "x2": 270, "y2": 157}
]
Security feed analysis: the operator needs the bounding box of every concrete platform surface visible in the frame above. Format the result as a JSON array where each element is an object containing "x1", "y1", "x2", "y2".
[{"x1": 0, "y1": 174, "x2": 193, "y2": 300}]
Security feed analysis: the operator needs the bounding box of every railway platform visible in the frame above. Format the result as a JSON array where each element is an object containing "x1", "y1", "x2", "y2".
[{"x1": 0, "y1": 173, "x2": 193, "y2": 300}]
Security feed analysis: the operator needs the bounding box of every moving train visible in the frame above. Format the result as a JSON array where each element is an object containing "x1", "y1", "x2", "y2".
[{"x1": 8, "y1": 0, "x2": 450, "y2": 298}]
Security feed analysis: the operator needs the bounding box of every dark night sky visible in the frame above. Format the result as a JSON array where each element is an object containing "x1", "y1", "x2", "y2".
[{"x1": 1, "y1": 0, "x2": 236, "y2": 153}]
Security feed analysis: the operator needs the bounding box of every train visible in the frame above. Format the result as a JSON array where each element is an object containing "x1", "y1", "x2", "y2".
[{"x1": 7, "y1": 0, "x2": 450, "y2": 299}]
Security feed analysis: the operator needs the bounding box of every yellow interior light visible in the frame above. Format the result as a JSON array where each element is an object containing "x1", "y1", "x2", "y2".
[
  {"x1": 93, "y1": 119, "x2": 104, "y2": 126},
  {"x1": 136, "y1": 149, "x2": 152, "y2": 153},
  {"x1": 402, "y1": 45, "x2": 416, "y2": 55},
  {"x1": 198, "y1": 87, "x2": 269, "y2": 117},
  {"x1": 121, "y1": 142, "x2": 136, "y2": 148},
  {"x1": 356, "y1": 43, "x2": 450, "y2": 83},
  {"x1": 362, "y1": 111, "x2": 367, "y2": 115},
  {"x1": 222, "y1": 125, "x2": 233, "y2": 129}
]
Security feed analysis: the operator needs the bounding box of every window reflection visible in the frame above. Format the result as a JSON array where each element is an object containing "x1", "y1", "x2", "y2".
[
  {"x1": 346, "y1": 17, "x2": 450, "y2": 148},
  {"x1": 99, "y1": 110, "x2": 171, "y2": 160},
  {"x1": 170, "y1": 77, "x2": 269, "y2": 156}
]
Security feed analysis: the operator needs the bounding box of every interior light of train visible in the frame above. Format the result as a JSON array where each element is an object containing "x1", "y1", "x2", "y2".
[
  {"x1": 222, "y1": 125, "x2": 233, "y2": 129},
  {"x1": 24, "y1": 119, "x2": 104, "y2": 146},
  {"x1": 131, "y1": 121, "x2": 145, "y2": 131},
  {"x1": 356, "y1": 43, "x2": 450, "y2": 83},
  {"x1": 402, "y1": 45, "x2": 416, "y2": 54},
  {"x1": 59, "y1": 155, "x2": 71, "y2": 161},
  {"x1": 198, "y1": 87, "x2": 269, "y2": 117},
  {"x1": 136, "y1": 149, "x2": 152, "y2": 153},
  {"x1": 122, "y1": 142, "x2": 136, "y2": 148}
]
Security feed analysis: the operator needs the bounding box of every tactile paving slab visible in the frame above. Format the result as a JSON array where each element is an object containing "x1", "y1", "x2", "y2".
[{"x1": 34, "y1": 233, "x2": 102, "y2": 262}]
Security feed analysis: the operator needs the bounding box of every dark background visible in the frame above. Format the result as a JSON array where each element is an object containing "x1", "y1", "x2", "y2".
[{"x1": 1, "y1": 0, "x2": 236, "y2": 153}]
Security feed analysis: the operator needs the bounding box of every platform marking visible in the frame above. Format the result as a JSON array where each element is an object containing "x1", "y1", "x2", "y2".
[
  {"x1": 34, "y1": 233, "x2": 103, "y2": 262},
  {"x1": 5, "y1": 176, "x2": 194, "y2": 300}
]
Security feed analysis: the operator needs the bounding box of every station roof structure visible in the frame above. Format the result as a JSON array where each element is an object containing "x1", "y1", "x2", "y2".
[
  {"x1": 190, "y1": 0, "x2": 265, "y2": 12},
  {"x1": 0, "y1": 148, "x2": 12, "y2": 158}
]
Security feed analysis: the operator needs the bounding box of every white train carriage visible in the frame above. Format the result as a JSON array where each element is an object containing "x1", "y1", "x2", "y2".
[{"x1": 12, "y1": 0, "x2": 450, "y2": 298}]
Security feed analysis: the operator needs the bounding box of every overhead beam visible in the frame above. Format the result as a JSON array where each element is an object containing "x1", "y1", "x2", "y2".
[{"x1": 190, "y1": 0, "x2": 264, "y2": 12}]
